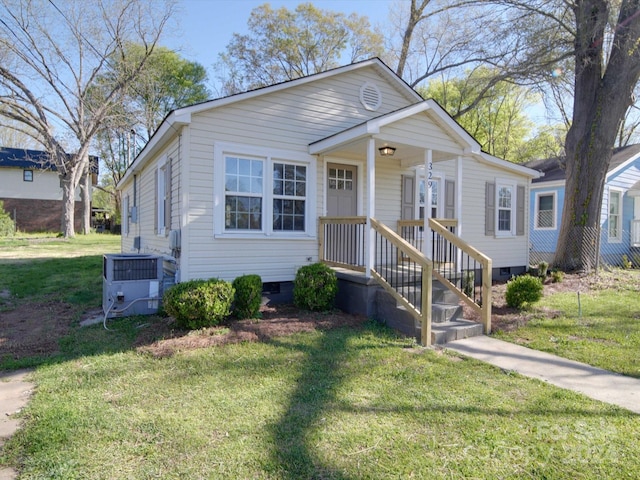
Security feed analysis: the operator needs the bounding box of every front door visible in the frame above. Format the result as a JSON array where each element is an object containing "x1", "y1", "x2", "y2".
[
  {"x1": 326, "y1": 163, "x2": 359, "y2": 265},
  {"x1": 327, "y1": 163, "x2": 357, "y2": 217}
]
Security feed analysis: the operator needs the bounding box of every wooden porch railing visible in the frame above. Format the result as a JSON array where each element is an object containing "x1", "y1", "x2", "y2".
[
  {"x1": 370, "y1": 218, "x2": 433, "y2": 346},
  {"x1": 318, "y1": 216, "x2": 492, "y2": 344},
  {"x1": 318, "y1": 216, "x2": 367, "y2": 272},
  {"x1": 319, "y1": 216, "x2": 433, "y2": 345},
  {"x1": 397, "y1": 218, "x2": 457, "y2": 261},
  {"x1": 396, "y1": 218, "x2": 492, "y2": 334},
  {"x1": 428, "y1": 218, "x2": 492, "y2": 334}
]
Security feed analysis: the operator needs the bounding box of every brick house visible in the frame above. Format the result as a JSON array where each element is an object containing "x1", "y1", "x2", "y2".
[{"x1": 0, "y1": 146, "x2": 97, "y2": 233}]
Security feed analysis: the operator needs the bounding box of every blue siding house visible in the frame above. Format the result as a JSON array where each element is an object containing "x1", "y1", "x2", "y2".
[{"x1": 527, "y1": 144, "x2": 640, "y2": 266}]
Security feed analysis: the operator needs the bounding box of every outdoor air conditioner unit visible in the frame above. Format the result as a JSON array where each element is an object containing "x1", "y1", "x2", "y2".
[{"x1": 103, "y1": 253, "x2": 164, "y2": 318}]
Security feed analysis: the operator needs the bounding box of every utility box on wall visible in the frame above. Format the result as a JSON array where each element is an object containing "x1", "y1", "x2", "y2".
[{"x1": 102, "y1": 253, "x2": 164, "y2": 318}]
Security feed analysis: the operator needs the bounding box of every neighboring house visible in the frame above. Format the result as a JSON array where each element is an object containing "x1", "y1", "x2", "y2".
[
  {"x1": 527, "y1": 144, "x2": 640, "y2": 266},
  {"x1": 0, "y1": 147, "x2": 97, "y2": 232},
  {"x1": 117, "y1": 58, "x2": 540, "y2": 311}
]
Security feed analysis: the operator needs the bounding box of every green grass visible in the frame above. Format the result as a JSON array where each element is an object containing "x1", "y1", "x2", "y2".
[
  {"x1": 3, "y1": 325, "x2": 640, "y2": 479},
  {"x1": 495, "y1": 271, "x2": 640, "y2": 378},
  {"x1": 0, "y1": 234, "x2": 120, "y2": 306},
  {"x1": 0, "y1": 232, "x2": 120, "y2": 263},
  {"x1": 2, "y1": 240, "x2": 640, "y2": 478}
]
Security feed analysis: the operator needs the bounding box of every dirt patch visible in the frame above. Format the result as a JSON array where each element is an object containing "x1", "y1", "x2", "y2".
[
  {"x1": 135, "y1": 304, "x2": 368, "y2": 358},
  {"x1": 0, "y1": 301, "x2": 74, "y2": 360}
]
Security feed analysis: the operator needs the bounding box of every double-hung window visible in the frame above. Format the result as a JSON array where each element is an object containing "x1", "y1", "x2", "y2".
[
  {"x1": 217, "y1": 144, "x2": 314, "y2": 236},
  {"x1": 156, "y1": 161, "x2": 171, "y2": 235},
  {"x1": 486, "y1": 179, "x2": 523, "y2": 237},
  {"x1": 225, "y1": 156, "x2": 264, "y2": 230},
  {"x1": 272, "y1": 162, "x2": 306, "y2": 231},
  {"x1": 497, "y1": 183, "x2": 514, "y2": 234},
  {"x1": 535, "y1": 192, "x2": 556, "y2": 229},
  {"x1": 608, "y1": 189, "x2": 622, "y2": 241}
]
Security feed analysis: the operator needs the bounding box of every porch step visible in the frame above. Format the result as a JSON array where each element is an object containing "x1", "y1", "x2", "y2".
[
  {"x1": 422, "y1": 320, "x2": 484, "y2": 345},
  {"x1": 375, "y1": 286, "x2": 483, "y2": 345}
]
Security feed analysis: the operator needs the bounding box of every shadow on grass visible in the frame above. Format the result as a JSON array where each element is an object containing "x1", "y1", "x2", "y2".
[{"x1": 264, "y1": 327, "x2": 360, "y2": 480}]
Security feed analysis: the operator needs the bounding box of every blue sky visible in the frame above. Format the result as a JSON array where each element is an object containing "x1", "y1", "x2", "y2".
[{"x1": 165, "y1": 0, "x2": 397, "y2": 92}]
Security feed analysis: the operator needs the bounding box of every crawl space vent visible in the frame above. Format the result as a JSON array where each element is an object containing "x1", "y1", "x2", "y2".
[{"x1": 359, "y1": 82, "x2": 382, "y2": 111}]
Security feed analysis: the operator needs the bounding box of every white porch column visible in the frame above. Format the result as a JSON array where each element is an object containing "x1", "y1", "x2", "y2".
[
  {"x1": 456, "y1": 156, "x2": 463, "y2": 236},
  {"x1": 423, "y1": 149, "x2": 433, "y2": 260},
  {"x1": 365, "y1": 137, "x2": 376, "y2": 278},
  {"x1": 456, "y1": 155, "x2": 463, "y2": 274}
]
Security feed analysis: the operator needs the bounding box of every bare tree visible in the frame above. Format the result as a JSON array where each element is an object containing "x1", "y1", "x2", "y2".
[
  {"x1": 394, "y1": 0, "x2": 640, "y2": 271},
  {"x1": 0, "y1": 0, "x2": 175, "y2": 237}
]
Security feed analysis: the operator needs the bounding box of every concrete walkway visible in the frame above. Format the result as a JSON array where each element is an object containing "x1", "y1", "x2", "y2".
[
  {"x1": 0, "y1": 370, "x2": 33, "y2": 480},
  {"x1": 446, "y1": 336, "x2": 640, "y2": 414}
]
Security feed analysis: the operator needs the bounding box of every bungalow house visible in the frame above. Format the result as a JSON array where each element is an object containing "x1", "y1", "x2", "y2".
[
  {"x1": 0, "y1": 147, "x2": 98, "y2": 233},
  {"x1": 116, "y1": 58, "x2": 540, "y2": 344},
  {"x1": 527, "y1": 144, "x2": 640, "y2": 267}
]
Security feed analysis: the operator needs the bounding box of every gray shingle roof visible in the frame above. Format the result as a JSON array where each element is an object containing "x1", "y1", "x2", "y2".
[
  {"x1": 0, "y1": 147, "x2": 57, "y2": 170},
  {"x1": 526, "y1": 144, "x2": 640, "y2": 183}
]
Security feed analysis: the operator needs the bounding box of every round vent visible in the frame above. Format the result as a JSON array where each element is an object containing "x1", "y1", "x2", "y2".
[{"x1": 360, "y1": 82, "x2": 382, "y2": 111}]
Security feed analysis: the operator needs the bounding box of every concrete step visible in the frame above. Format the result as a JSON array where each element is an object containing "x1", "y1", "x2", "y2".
[
  {"x1": 430, "y1": 319, "x2": 484, "y2": 345},
  {"x1": 432, "y1": 303, "x2": 462, "y2": 323},
  {"x1": 432, "y1": 281, "x2": 460, "y2": 304},
  {"x1": 375, "y1": 288, "x2": 478, "y2": 344}
]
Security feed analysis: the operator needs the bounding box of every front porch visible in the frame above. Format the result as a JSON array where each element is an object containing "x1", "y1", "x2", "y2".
[{"x1": 318, "y1": 216, "x2": 492, "y2": 346}]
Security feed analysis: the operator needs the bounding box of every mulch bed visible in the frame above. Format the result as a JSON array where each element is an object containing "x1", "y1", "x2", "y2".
[{"x1": 0, "y1": 273, "x2": 596, "y2": 362}]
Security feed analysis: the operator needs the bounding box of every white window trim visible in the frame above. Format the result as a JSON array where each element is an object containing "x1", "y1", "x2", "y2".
[
  {"x1": 608, "y1": 188, "x2": 623, "y2": 243},
  {"x1": 213, "y1": 142, "x2": 316, "y2": 238},
  {"x1": 495, "y1": 178, "x2": 516, "y2": 237},
  {"x1": 534, "y1": 191, "x2": 557, "y2": 230},
  {"x1": 156, "y1": 158, "x2": 167, "y2": 236}
]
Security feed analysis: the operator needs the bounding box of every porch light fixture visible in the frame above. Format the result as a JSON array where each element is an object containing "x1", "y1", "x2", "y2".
[{"x1": 378, "y1": 145, "x2": 396, "y2": 156}]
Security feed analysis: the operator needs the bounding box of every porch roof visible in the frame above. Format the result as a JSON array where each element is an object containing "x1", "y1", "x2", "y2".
[
  {"x1": 308, "y1": 100, "x2": 481, "y2": 161},
  {"x1": 309, "y1": 100, "x2": 542, "y2": 179}
]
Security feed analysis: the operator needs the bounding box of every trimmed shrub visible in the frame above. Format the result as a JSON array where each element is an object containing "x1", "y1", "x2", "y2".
[
  {"x1": 163, "y1": 278, "x2": 234, "y2": 329},
  {"x1": 293, "y1": 263, "x2": 337, "y2": 311},
  {"x1": 232, "y1": 274, "x2": 262, "y2": 319},
  {"x1": 505, "y1": 274, "x2": 543, "y2": 309},
  {"x1": 0, "y1": 201, "x2": 14, "y2": 237}
]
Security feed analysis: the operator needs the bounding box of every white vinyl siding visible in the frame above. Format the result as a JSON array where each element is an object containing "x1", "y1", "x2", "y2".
[
  {"x1": 463, "y1": 162, "x2": 529, "y2": 268},
  {"x1": 381, "y1": 115, "x2": 464, "y2": 156}
]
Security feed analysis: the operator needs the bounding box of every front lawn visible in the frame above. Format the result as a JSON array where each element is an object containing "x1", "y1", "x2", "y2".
[
  {"x1": 494, "y1": 270, "x2": 640, "y2": 377},
  {"x1": 2, "y1": 238, "x2": 640, "y2": 478},
  {"x1": 3, "y1": 324, "x2": 639, "y2": 479}
]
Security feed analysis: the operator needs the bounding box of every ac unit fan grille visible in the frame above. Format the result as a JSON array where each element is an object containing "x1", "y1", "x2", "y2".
[{"x1": 113, "y1": 258, "x2": 159, "y2": 281}]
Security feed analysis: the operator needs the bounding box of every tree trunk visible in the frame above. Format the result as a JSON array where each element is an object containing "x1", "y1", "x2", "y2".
[
  {"x1": 81, "y1": 166, "x2": 91, "y2": 235},
  {"x1": 60, "y1": 174, "x2": 76, "y2": 238},
  {"x1": 554, "y1": 0, "x2": 640, "y2": 271},
  {"x1": 59, "y1": 154, "x2": 88, "y2": 238}
]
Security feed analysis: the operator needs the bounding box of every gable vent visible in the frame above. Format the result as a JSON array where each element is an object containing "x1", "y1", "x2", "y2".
[{"x1": 360, "y1": 82, "x2": 382, "y2": 111}]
